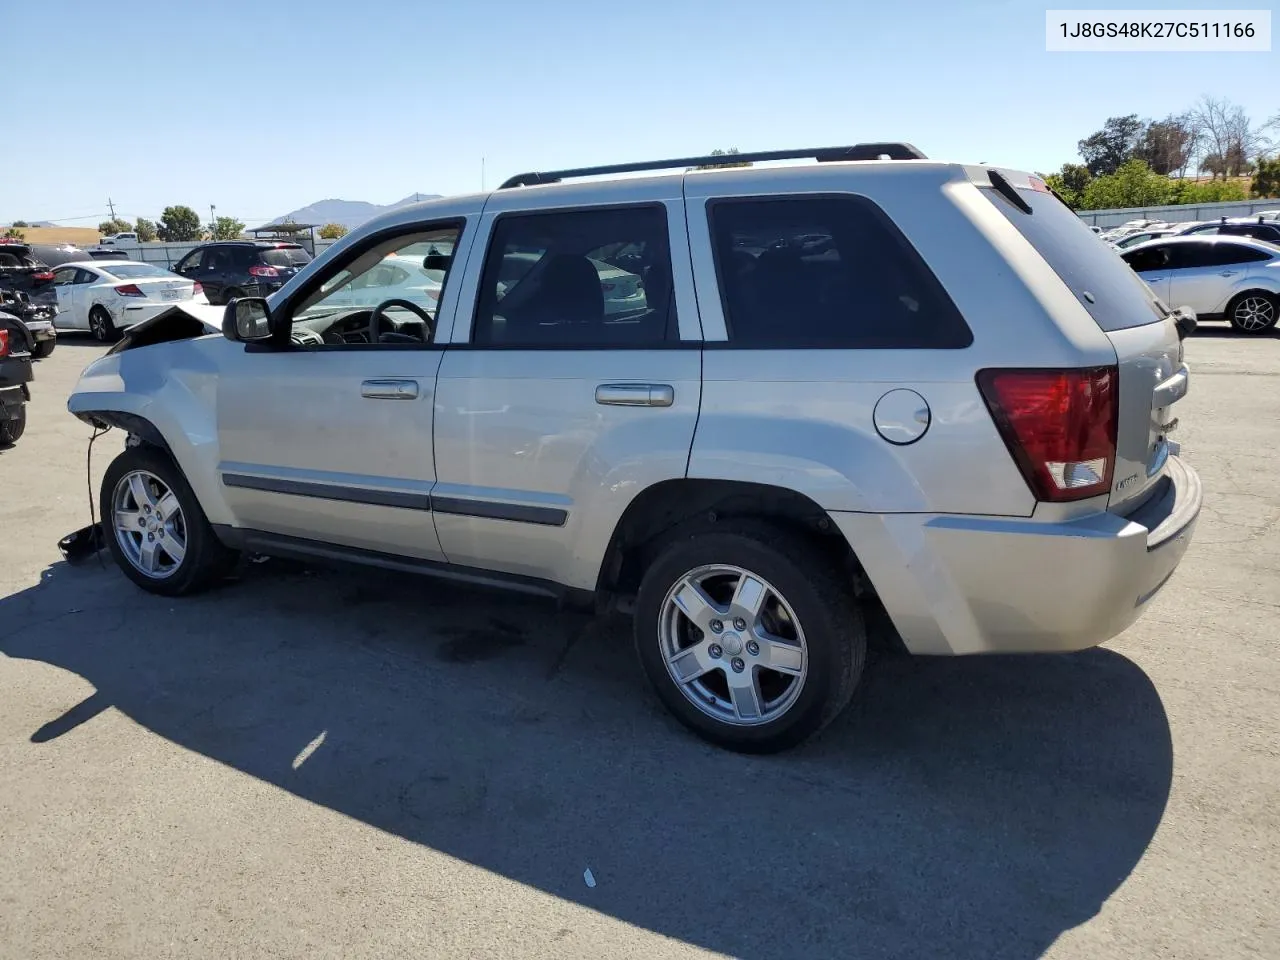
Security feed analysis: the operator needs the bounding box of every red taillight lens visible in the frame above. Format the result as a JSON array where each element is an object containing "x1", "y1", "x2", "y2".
[
  {"x1": 33, "y1": 271, "x2": 54, "y2": 282},
  {"x1": 192, "y1": 282, "x2": 203, "y2": 297},
  {"x1": 114, "y1": 283, "x2": 145, "y2": 297},
  {"x1": 977, "y1": 366, "x2": 1118, "y2": 502},
  {"x1": 248, "y1": 265, "x2": 279, "y2": 278},
  {"x1": 0, "y1": 329, "x2": 9, "y2": 357}
]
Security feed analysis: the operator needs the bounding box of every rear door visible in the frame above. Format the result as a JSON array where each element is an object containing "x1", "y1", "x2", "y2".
[
  {"x1": 983, "y1": 177, "x2": 1187, "y2": 513},
  {"x1": 1163, "y1": 240, "x2": 1234, "y2": 315},
  {"x1": 431, "y1": 186, "x2": 702, "y2": 592}
]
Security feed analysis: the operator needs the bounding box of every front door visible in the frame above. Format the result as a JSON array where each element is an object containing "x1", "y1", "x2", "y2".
[
  {"x1": 432, "y1": 190, "x2": 703, "y2": 592},
  {"x1": 51, "y1": 267, "x2": 84, "y2": 329},
  {"x1": 214, "y1": 221, "x2": 468, "y2": 561},
  {"x1": 1164, "y1": 240, "x2": 1230, "y2": 315}
]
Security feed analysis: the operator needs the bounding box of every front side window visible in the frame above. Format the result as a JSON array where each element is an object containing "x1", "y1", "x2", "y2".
[
  {"x1": 709, "y1": 195, "x2": 971, "y2": 349},
  {"x1": 1123, "y1": 245, "x2": 1172, "y2": 272},
  {"x1": 472, "y1": 205, "x2": 676, "y2": 347},
  {"x1": 175, "y1": 250, "x2": 204, "y2": 272},
  {"x1": 286, "y1": 224, "x2": 461, "y2": 345},
  {"x1": 52, "y1": 268, "x2": 78, "y2": 286}
]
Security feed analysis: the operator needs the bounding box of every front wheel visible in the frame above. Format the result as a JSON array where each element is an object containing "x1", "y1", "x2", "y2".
[
  {"x1": 100, "y1": 445, "x2": 238, "y2": 596},
  {"x1": 1227, "y1": 291, "x2": 1278, "y2": 334},
  {"x1": 32, "y1": 339, "x2": 55, "y2": 359},
  {"x1": 634, "y1": 521, "x2": 866, "y2": 753}
]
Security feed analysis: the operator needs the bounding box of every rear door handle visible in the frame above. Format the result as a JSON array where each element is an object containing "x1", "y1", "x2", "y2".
[
  {"x1": 595, "y1": 383, "x2": 674, "y2": 407},
  {"x1": 361, "y1": 379, "x2": 420, "y2": 400}
]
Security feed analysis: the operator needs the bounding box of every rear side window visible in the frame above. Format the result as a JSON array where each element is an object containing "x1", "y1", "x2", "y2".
[
  {"x1": 1207, "y1": 243, "x2": 1273, "y2": 266},
  {"x1": 983, "y1": 185, "x2": 1168, "y2": 330},
  {"x1": 708, "y1": 195, "x2": 971, "y2": 349}
]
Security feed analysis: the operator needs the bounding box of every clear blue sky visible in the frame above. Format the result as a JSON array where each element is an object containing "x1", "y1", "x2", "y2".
[{"x1": 3, "y1": 0, "x2": 1274, "y2": 227}]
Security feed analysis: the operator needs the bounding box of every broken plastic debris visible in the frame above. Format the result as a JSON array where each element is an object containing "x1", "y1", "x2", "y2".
[{"x1": 583, "y1": 868, "x2": 596, "y2": 888}]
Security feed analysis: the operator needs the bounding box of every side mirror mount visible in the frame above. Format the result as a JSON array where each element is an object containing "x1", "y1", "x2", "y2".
[
  {"x1": 223, "y1": 297, "x2": 274, "y2": 343},
  {"x1": 1172, "y1": 306, "x2": 1197, "y2": 341},
  {"x1": 423, "y1": 252, "x2": 451, "y2": 271}
]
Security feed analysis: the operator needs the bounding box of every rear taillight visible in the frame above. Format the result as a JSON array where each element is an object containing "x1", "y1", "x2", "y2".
[
  {"x1": 114, "y1": 284, "x2": 145, "y2": 297},
  {"x1": 33, "y1": 271, "x2": 53, "y2": 282},
  {"x1": 248, "y1": 265, "x2": 279, "y2": 278},
  {"x1": 0, "y1": 329, "x2": 8, "y2": 357},
  {"x1": 192, "y1": 282, "x2": 203, "y2": 297},
  {"x1": 977, "y1": 366, "x2": 1118, "y2": 502}
]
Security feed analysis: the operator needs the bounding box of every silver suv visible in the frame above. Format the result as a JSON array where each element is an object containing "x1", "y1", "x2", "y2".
[{"x1": 68, "y1": 144, "x2": 1203, "y2": 752}]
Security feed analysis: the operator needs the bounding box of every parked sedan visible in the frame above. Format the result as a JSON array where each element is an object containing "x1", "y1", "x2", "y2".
[
  {"x1": 1121, "y1": 236, "x2": 1280, "y2": 333},
  {"x1": 316, "y1": 254, "x2": 444, "y2": 313},
  {"x1": 1113, "y1": 228, "x2": 1178, "y2": 249},
  {"x1": 51, "y1": 261, "x2": 208, "y2": 341}
]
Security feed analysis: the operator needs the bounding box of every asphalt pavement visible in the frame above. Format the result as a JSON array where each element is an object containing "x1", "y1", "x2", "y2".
[{"x1": 1, "y1": 327, "x2": 1277, "y2": 959}]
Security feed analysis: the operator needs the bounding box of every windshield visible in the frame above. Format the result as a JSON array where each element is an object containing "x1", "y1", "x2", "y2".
[
  {"x1": 101, "y1": 263, "x2": 174, "y2": 280},
  {"x1": 293, "y1": 229, "x2": 458, "y2": 322},
  {"x1": 260, "y1": 247, "x2": 311, "y2": 267}
]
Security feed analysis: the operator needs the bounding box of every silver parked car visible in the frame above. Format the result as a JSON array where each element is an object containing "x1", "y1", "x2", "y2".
[
  {"x1": 1121, "y1": 235, "x2": 1280, "y2": 333},
  {"x1": 67, "y1": 144, "x2": 1202, "y2": 752}
]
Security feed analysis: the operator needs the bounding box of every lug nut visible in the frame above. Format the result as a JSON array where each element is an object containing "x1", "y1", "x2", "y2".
[
  {"x1": 708, "y1": 644, "x2": 723, "y2": 659},
  {"x1": 731, "y1": 657, "x2": 745, "y2": 673},
  {"x1": 709, "y1": 619, "x2": 723, "y2": 634},
  {"x1": 147, "y1": 533, "x2": 154, "y2": 541},
  {"x1": 746, "y1": 640, "x2": 760, "y2": 656},
  {"x1": 733, "y1": 617, "x2": 747, "y2": 631},
  {"x1": 144, "y1": 504, "x2": 152, "y2": 513},
  {"x1": 137, "y1": 517, "x2": 146, "y2": 527}
]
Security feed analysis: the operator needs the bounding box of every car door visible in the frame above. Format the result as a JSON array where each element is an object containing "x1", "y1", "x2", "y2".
[
  {"x1": 213, "y1": 217, "x2": 473, "y2": 562},
  {"x1": 1164, "y1": 240, "x2": 1236, "y2": 315},
  {"x1": 431, "y1": 186, "x2": 703, "y2": 593},
  {"x1": 1122, "y1": 243, "x2": 1173, "y2": 304},
  {"x1": 172, "y1": 248, "x2": 206, "y2": 292},
  {"x1": 50, "y1": 267, "x2": 84, "y2": 328}
]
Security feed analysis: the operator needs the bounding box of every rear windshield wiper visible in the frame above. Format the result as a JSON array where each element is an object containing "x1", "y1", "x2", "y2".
[{"x1": 987, "y1": 170, "x2": 1033, "y2": 214}]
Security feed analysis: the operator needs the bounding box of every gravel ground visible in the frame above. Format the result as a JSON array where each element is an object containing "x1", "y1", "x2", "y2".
[{"x1": 1, "y1": 327, "x2": 1277, "y2": 960}]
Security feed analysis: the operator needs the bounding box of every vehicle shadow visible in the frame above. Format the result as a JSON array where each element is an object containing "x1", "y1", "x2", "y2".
[
  {"x1": 0, "y1": 558, "x2": 1174, "y2": 960},
  {"x1": 1189, "y1": 323, "x2": 1280, "y2": 340}
]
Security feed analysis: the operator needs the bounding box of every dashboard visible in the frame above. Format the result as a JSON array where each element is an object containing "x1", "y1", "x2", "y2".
[{"x1": 289, "y1": 307, "x2": 432, "y2": 346}]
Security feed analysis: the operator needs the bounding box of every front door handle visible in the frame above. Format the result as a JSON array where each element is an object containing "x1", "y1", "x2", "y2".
[
  {"x1": 595, "y1": 383, "x2": 675, "y2": 407},
  {"x1": 1220, "y1": 270, "x2": 1238, "y2": 277},
  {"x1": 361, "y1": 379, "x2": 420, "y2": 400}
]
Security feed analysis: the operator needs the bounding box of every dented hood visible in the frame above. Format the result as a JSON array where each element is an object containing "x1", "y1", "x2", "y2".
[{"x1": 106, "y1": 302, "x2": 225, "y2": 355}]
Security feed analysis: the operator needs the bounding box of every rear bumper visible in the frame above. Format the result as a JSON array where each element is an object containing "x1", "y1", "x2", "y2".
[
  {"x1": 830, "y1": 456, "x2": 1202, "y2": 655},
  {"x1": 24, "y1": 319, "x2": 55, "y2": 342}
]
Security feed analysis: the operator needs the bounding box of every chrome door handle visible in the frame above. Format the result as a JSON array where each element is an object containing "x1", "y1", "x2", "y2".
[
  {"x1": 361, "y1": 379, "x2": 420, "y2": 400},
  {"x1": 1220, "y1": 270, "x2": 1238, "y2": 277},
  {"x1": 595, "y1": 383, "x2": 674, "y2": 407}
]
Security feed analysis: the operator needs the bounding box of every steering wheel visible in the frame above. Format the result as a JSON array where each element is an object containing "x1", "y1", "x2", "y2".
[{"x1": 367, "y1": 298, "x2": 433, "y2": 343}]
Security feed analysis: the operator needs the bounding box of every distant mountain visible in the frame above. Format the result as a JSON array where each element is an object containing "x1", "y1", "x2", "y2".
[{"x1": 261, "y1": 193, "x2": 442, "y2": 231}]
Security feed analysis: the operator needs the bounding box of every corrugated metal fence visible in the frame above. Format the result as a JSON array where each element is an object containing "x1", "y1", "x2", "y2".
[{"x1": 1077, "y1": 198, "x2": 1280, "y2": 228}]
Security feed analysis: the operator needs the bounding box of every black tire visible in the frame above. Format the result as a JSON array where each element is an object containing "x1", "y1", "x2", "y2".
[
  {"x1": 100, "y1": 445, "x2": 238, "y2": 596},
  {"x1": 634, "y1": 520, "x2": 866, "y2": 753},
  {"x1": 89, "y1": 306, "x2": 117, "y2": 343},
  {"x1": 223, "y1": 288, "x2": 245, "y2": 306},
  {"x1": 1226, "y1": 291, "x2": 1279, "y2": 334},
  {"x1": 0, "y1": 405, "x2": 25, "y2": 445},
  {"x1": 32, "y1": 339, "x2": 55, "y2": 359}
]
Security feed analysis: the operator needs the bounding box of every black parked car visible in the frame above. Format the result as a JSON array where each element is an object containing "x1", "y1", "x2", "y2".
[
  {"x1": 0, "y1": 308, "x2": 35, "y2": 445},
  {"x1": 1184, "y1": 217, "x2": 1280, "y2": 246},
  {"x1": 0, "y1": 289, "x2": 56, "y2": 358},
  {"x1": 0, "y1": 239, "x2": 55, "y2": 304},
  {"x1": 171, "y1": 241, "x2": 312, "y2": 305}
]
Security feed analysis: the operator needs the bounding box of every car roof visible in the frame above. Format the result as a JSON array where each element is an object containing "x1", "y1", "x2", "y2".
[{"x1": 1125, "y1": 234, "x2": 1279, "y2": 255}]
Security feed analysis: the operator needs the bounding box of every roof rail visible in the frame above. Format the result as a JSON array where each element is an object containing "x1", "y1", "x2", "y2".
[{"x1": 497, "y1": 143, "x2": 927, "y2": 189}]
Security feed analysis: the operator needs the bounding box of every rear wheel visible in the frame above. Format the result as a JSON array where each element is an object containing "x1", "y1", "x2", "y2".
[
  {"x1": 89, "y1": 306, "x2": 117, "y2": 342},
  {"x1": 223, "y1": 287, "x2": 245, "y2": 305},
  {"x1": 634, "y1": 520, "x2": 866, "y2": 753},
  {"x1": 101, "y1": 446, "x2": 238, "y2": 596},
  {"x1": 32, "y1": 339, "x2": 55, "y2": 359},
  {"x1": 0, "y1": 405, "x2": 25, "y2": 445},
  {"x1": 1227, "y1": 291, "x2": 1278, "y2": 334}
]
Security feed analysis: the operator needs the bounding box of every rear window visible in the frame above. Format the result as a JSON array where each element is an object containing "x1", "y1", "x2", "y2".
[
  {"x1": 982, "y1": 185, "x2": 1168, "y2": 331},
  {"x1": 101, "y1": 263, "x2": 173, "y2": 279},
  {"x1": 259, "y1": 246, "x2": 311, "y2": 267}
]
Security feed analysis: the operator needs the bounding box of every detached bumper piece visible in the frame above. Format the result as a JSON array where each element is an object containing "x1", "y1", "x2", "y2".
[{"x1": 59, "y1": 523, "x2": 106, "y2": 564}]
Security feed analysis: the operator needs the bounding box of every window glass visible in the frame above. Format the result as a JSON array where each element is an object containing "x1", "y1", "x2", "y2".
[
  {"x1": 472, "y1": 205, "x2": 675, "y2": 347},
  {"x1": 101, "y1": 263, "x2": 173, "y2": 280},
  {"x1": 1206, "y1": 242, "x2": 1272, "y2": 266},
  {"x1": 1122, "y1": 245, "x2": 1171, "y2": 273},
  {"x1": 710, "y1": 195, "x2": 971, "y2": 348},
  {"x1": 290, "y1": 226, "x2": 461, "y2": 345},
  {"x1": 175, "y1": 250, "x2": 204, "y2": 272},
  {"x1": 259, "y1": 246, "x2": 311, "y2": 267},
  {"x1": 52, "y1": 268, "x2": 78, "y2": 286},
  {"x1": 74, "y1": 269, "x2": 98, "y2": 284}
]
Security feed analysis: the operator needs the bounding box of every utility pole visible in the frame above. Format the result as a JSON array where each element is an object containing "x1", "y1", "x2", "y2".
[
  {"x1": 107, "y1": 197, "x2": 116, "y2": 221},
  {"x1": 481, "y1": 157, "x2": 486, "y2": 191},
  {"x1": 210, "y1": 204, "x2": 216, "y2": 237}
]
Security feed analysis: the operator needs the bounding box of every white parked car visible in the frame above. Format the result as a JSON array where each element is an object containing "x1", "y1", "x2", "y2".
[
  {"x1": 51, "y1": 261, "x2": 209, "y2": 341},
  {"x1": 1121, "y1": 235, "x2": 1280, "y2": 333},
  {"x1": 100, "y1": 232, "x2": 139, "y2": 246},
  {"x1": 315, "y1": 253, "x2": 444, "y2": 313},
  {"x1": 1112, "y1": 228, "x2": 1177, "y2": 249}
]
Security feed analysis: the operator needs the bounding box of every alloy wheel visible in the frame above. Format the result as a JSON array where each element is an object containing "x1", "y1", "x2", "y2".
[
  {"x1": 1234, "y1": 296, "x2": 1276, "y2": 332},
  {"x1": 111, "y1": 470, "x2": 187, "y2": 579},
  {"x1": 658, "y1": 564, "x2": 809, "y2": 726}
]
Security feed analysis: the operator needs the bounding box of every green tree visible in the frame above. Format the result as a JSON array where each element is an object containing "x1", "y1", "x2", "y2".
[
  {"x1": 134, "y1": 218, "x2": 158, "y2": 242},
  {"x1": 1044, "y1": 162, "x2": 1093, "y2": 208},
  {"x1": 690, "y1": 147, "x2": 753, "y2": 171},
  {"x1": 1079, "y1": 159, "x2": 1173, "y2": 210},
  {"x1": 98, "y1": 217, "x2": 132, "y2": 236},
  {"x1": 1251, "y1": 157, "x2": 1280, "y2": 198},
  {"x1": 1132, "y1": 115, "x2": 1197, "y2": 176},
  {"x1": 157, "y1": 205, "x2": 202, "y2": 242},
  {"x1": 209, "y1": 216, "x2": 245, "y2": 240},
  {"x1": 318, "y1": 222, "x2": 348, "y2": 240},
  {"x1": 11, "y1": 220, "x2": 28, "y2": 228},
  {"x1": 1077, "y1": 115, "x2": 1145, "y2": 177},
  {"x1": 1167, "y1": 178, "x2": 1247, "y2": 204},
  {"x1": 2, "y1": 226, "x2": 24, "y2": 240}
]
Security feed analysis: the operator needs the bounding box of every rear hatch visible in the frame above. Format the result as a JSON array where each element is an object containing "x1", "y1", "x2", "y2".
[
  {"x1": 977, "y1": 170, "x2": 1187, "y2": 514},
  {"x1": 0, "y1": 242, "x2": 55, "y2": 298}
]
